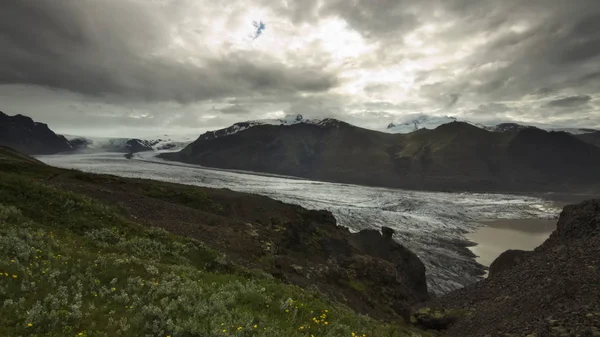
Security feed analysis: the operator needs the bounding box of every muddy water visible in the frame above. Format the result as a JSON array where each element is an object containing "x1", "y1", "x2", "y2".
[{"x1": 466, "y1": 218, "x2": 557, "y2": 272}]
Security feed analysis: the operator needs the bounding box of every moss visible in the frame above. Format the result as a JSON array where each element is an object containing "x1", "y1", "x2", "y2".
[
  {"x1": 347, "y1": 279, "x2": 368, "y2": 293},
  {"x1": 140, "y1": 184, "x2": 225, "y2": 214}
]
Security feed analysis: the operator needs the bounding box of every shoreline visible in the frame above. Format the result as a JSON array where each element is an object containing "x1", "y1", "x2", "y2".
[{"x1": 466, "y1": 218, "x2": 557, "y2": 272}]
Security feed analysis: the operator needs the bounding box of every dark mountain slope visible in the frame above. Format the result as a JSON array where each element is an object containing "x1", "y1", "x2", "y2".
[
  {"x1": 421, "y1": 199, "x2": 600, "y2": 336},
  {"x1": 162, "y1": 119, "x2": 402, "y2": 187},
  {"x1": 577, "y1": 130, "x2": 600, "y2": 148},
  {"x1": 164, "y1": 120, "x2": 600, "y2": 193},
  {"x1": 0, "y1": 111, "x2": 72, "y2": 154}
]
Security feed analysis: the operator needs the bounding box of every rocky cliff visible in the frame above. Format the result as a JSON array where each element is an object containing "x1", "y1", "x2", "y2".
[
  {"x1": 419, "y1": 199, "x2": 600, "y2": 336},
  {"x1": 0, "y1": 111, "x2": 72, "y2": 154}
]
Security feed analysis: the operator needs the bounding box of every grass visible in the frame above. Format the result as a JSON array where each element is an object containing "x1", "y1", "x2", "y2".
[{"x1": 0, "y1": 151, "x2": 432, "y2": 337}]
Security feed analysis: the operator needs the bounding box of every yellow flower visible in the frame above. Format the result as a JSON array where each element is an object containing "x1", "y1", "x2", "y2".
[
  {"x1": 12, "y1": 274, "x2": 17, "y2": 279},
  {"x1": 285, "y1": 309, "x2": 289, "y2": 313},
  {"x1": 222, "y1": 329, "x2": 227, "y2": 333},
  {"x1": 221, "y1": 323, "x2": 225, "y2": 326},
  {"x1": 253, "y1": 324, "x2": 258, "y2": 329},
  {"x1": 237, "y1": 326, "x2": 242, "y2": 331},
  {"x1": 324, "y1": 321, "x2": 328, "y2": 325},
  {"x1": 10, "y1": 259, "x2": 14, "y2": 263},
  {"x1": 27, "y1": 323, "x2": 33, "y2": 327}
]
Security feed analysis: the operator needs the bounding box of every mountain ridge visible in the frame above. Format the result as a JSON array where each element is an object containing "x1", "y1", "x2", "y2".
[
  {"x1": 162, "y1": 119, "x2": 600, "y2": 193},
  {"x1": 0, "y1": 111, "x2": 73, "y2": 154}
]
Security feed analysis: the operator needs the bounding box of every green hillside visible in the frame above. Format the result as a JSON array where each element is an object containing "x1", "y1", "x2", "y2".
[{"x1": 0, "y1": 147, "x2": 431, "y2": 337}]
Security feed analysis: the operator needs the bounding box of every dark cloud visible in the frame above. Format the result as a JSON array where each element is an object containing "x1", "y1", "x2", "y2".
[
  {"x1": 320, "y1": 0, "x2": 419, "y2": 38},
  {"x1": 546, "y1": 95, "x2": 592, "y2": 108},
  {"x1": 446, "y1": 93, "x2": 460, "y2": 108},
  {"x1": 0, "y1": 0, "x2": 338, "y2": 103},
  {"x1": 218, "y1": 104, "x2": 250, "y2": 114},
  {"x1": 1, "y1": 0, "x2": 600, "y2": 134}
]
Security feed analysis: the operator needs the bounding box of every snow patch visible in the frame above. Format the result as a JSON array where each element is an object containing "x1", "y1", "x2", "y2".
[{"x1": 199, "y1": 114, "x2": 332, "y2": 140}]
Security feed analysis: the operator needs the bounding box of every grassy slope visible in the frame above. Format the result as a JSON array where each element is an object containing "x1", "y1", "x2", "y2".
[{"x1": 0, "y1": 147, "x2": 430, "y2": 337}]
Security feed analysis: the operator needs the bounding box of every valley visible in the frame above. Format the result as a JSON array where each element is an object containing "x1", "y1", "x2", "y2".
[{"x1": 37, "y1": 151, "x2": 561, "y2": 296}]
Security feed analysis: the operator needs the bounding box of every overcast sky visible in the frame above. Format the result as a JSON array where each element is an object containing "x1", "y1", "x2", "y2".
[{"x1": 1, "y1": 0, "x2": 600, "y2": 137}]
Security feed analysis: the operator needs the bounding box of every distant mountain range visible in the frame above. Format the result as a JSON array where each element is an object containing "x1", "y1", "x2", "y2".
[
  {"x1": 0, "y1": 111, "x2": 193, "y2": 155},
  {"x1": 162, "y1": 114, "x2": 600, "y2": 193},
  {"x1": 66, "y1": 135, "x2": 194, "y2": 154},
  {"x1": 3, "y1": 110, "x2": 600, "y2": 192},
  {"x1": 384, "y1": 114, "x2": 598, "y2": 135}
]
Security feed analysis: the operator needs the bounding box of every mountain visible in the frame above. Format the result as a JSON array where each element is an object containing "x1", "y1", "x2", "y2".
[
  {"x1": 386, "y1": 114, "x2": 469, "y2": 134},
  {"x1": 67, "y1": 135, "x2": 195, "y2": 154},
  {"x1": 382, "y1": 114, "x2": 598, "y2": 135},
  {"x1": 483, "y1": 123, "x2": 536, "y2": 133},
  {"x1": 0, "y1": 111, "x2": 73, "y2": 154},
  {"x1": 418, "y1": 199, "x2": 600, "y2": 336},
  {"x1": 576, "y1": 130, "x2": 600, "y2": 148},
  {"x1": 162, "y1": 119, "x2": 600, "y2": 193}
]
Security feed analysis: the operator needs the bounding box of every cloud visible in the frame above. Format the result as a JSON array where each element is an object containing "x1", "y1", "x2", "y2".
[
  {"x1": 218, "y1": 104, "x2": 251, "y2": 114},
  {"x1": 1, "y1": 0, "x2": 600, "y2": 134},
  {"x1": 446, "y1": 93, "x2": 461, "y2": 108},
  {"x1": 0, "y1": 0, "x2": 338, "y2": 104},
  {"x1": 546, "y1": 95, "x2": 592, "y2": 108}
]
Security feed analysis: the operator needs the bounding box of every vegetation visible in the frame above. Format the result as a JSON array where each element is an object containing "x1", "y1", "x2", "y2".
[{"x1": 0, "y1": 148, "x2": 431, "y2": 337}]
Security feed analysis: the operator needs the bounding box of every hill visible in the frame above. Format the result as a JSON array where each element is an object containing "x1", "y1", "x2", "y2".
[
  {"x1": 418, "y1": 198, "x2": 600, "y2": 336},
  {"x1": 577, "y1": 130, "x2": 600, "y2": 148},
  {"x1": 162, "y1": 120, "x2": 600, "y2": 193},
  {"x1": 0, "y1": 111, "x2": 73, "y2": 154},
  {"x1": 0, "y1": 146, "x2": 430, "y2": 336}
]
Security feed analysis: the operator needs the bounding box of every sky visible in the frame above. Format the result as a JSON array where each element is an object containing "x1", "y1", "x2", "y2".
[{"x1": 1, "y1": 0, "x2": 600, "y2": 137}]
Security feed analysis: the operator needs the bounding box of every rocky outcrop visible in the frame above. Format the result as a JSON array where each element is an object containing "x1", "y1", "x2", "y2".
[
  {"x1": 420, "y1": 199, "x2": 600, "y2": 336},
  {"x1": 273, "y1": 214, "x2": 429, "y2": 320},
  {"x1": 488, "y1": 249, "x2": 531, "y2": 278},
  {"x1": 0, "y1": 111, "x2": 73, "y2": 154}
]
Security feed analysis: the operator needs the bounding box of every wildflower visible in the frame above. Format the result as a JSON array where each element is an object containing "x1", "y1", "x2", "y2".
[
  {"x1": 324, "y1": 321, "x2": 328, "y2": 325},
  {"x1": 10, "y1": 259, "x2": 14, "y2": 263},
  {"x1": 285, "y1": 309, "x2": 289, "y2": 313},
  {"x1": 221, "y1": 323, "x2": 225, "y2": 326},
  {"x1": 222, "y1": 330, "x2": 227, "y2": 333},
  {"x1": 237, "y1": 326, "x2": 242, "y2": 331},
  {"x1": 12, "y1": 274, "x2": 17, "y2": 279},
  {"x1": 27, "y1": 323, "x2": 32, "y2": 327},
  {"x1": 253, "y1": 324, "x2": 258, "y2": 329},
  {"x1": 299, "y1": 326, "x2": 305, "y2": 330}
]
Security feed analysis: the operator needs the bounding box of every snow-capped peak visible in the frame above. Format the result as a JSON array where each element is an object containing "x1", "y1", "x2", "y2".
[
  {"x1": 384, "y1": 114, "x2": 465, "y2": 134},
  {"x1": 199, "y1": 114, "x2": 336, "y2": 140}
]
